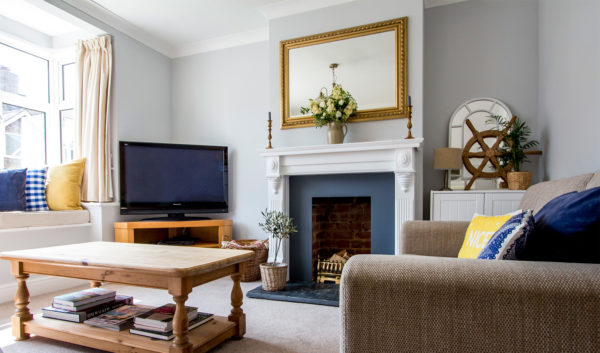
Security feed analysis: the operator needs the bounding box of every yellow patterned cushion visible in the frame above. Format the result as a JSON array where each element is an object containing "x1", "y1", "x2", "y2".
[
  {"x1": 458, "y1": 211, "x2": 521, "y2": 259},
  {"x1": 46, "y1": 158, "x2": 86, "y2": 210}
]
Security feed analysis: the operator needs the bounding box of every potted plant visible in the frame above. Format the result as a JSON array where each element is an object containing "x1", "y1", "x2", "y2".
[
  {"x1": 300, "y1": 65, "x2": 358, "y2": 144},
  {"x1": 258, "y1": 209, "x2": 298, "y2": 291},
  {"x1": 490, "y1": 115, "x2": 540, "y2": 190}
]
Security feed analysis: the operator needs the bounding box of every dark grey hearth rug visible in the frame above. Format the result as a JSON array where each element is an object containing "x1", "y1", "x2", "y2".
[{"x1": 246, "y1": 282, "x2": 339, "y2": 307}]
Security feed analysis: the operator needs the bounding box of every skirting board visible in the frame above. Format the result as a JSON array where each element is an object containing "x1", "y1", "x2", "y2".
[{"x1": 0, "y1": 276, "x2": 87, "y2": 304}]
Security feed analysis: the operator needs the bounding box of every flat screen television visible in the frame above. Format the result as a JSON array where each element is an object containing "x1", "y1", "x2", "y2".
[{"x1": 119, "y1": 141, "x2": 228, "y2": 219}]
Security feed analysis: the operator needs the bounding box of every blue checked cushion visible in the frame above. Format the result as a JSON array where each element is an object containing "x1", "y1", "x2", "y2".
[
  {"x1": 477, "y1": 210, "x2": 534, "y2": 260},
  {"x1": 26, "y1": 167, "x2": 49, "y2": 211}
]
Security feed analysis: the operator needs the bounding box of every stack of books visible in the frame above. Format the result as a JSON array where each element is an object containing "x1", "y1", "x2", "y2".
[
  {"x1": 42, "y1": 288, "x2": 133, "y2": 323},
  {"x1": 130, "y1": 304, "x2": 214, "y2": 340}
]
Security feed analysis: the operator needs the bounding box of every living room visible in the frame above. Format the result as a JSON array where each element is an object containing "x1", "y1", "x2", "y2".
[{"x1": 0, "y1": 0, "x2": 598, "y2": 352}]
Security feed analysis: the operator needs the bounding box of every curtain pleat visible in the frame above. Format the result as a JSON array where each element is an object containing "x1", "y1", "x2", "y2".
[{"x1": 76, "y1": 35, "x2": 113, "y2": 202}]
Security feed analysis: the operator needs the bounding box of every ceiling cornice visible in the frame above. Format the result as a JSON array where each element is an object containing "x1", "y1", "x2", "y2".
[
  {"x1": 424, "y1": 0, "x2": 469, "y2": 9},
  {"x1": 173, "y1": 27, "x2": 268, "y2": 58},
  {"x1": 258, "y1": 0, "x2": 360, "y2": 20},
  {"x1": 59, "y1": 0, "x2": 174, "y2": 57}
]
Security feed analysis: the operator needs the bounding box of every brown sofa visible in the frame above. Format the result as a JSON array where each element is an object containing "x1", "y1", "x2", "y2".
[{"x1": 340, "y1": 171, "x2": 600, "y2": 353}]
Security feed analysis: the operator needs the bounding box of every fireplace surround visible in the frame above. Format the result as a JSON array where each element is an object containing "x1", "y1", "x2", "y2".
[{"x1": 260, "y1": 139, "x2": 423, "y2": 265}]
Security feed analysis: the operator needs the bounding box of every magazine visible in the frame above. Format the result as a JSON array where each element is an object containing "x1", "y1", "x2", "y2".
[
  {"x1": 134, "y1": 304, "x2": 198, "y2": 331},
  {"x1": 129, "y1": 313, "x2": 214, "y2": 340},
  {"x1": 53, "y1": 288, "x2": 116, "y2": 307},
  {"x1": 84, "y1": 305, "x2": 154, "y2": 331}
]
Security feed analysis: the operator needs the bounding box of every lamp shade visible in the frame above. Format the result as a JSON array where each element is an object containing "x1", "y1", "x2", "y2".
[{"x1": 433, "y1": 147, "x2": 463, "y2": 170}]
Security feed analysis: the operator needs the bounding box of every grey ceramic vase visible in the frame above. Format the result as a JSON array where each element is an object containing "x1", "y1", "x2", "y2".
[{"x1": 326, "y1": 122, "x2": 348, "y2": 144}]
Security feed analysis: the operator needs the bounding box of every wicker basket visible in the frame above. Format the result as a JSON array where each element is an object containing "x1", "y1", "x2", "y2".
[
  {"x1": 259, "y1": 263, "x2": 288, "y2": 291},
  {"x1": 221, "y1": 239, "x2": 268, "y2": 282},
  {"x1": 507, "y1": 171, "x2": 532, "y2": 190}
]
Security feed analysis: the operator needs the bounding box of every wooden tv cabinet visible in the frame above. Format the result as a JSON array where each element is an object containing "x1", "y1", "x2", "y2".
[{"x1": 114, "y1": 219, "x2": 232, "y2": 248}]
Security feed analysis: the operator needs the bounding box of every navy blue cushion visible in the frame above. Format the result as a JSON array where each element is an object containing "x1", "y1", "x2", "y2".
[
  {"x1": 521, "y1": 187, "x2": 600, "y2": 263},
  {"x1": 0, "y1": 168, "x2": 28, "y2": 211}
]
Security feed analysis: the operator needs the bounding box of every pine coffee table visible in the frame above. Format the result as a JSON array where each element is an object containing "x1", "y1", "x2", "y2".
[{"x1": 0, "y1": 241, "x2": 253, "y2": 353}]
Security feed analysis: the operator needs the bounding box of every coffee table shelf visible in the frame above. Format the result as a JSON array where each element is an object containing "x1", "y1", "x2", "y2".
[{"x1": 25, "y1": 315, "x2": 235, "y2": 353}]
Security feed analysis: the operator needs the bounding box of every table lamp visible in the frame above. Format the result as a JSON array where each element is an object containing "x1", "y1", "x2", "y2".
[{"x1": 433, "y1": 147, "x2": 463, "y2": 190}]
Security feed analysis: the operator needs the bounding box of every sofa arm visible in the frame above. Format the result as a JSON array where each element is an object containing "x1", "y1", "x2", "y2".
[
  {"x1": 340, "y1": 255, "x2": 600, "y2": 353},
  {"x1": 401, "y1": 220, "x2": 469, "y2": 257}
]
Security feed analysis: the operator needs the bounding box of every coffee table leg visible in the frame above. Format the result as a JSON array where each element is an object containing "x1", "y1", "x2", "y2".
[
  {"x1": 168, "y1": 287, "x2": 193, "y2": 353},
  {"x1": 90, "y1": 281, "x2": 102, "y2": 288},
  {"x1": 11, "y1": 262, "x2": 32, "y2": 340},
  {"x1": 228, "y1": 263, "x2": 246, "y2": 338}
]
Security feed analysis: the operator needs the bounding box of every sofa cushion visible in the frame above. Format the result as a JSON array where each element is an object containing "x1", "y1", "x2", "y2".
[
  {"x1": 0, "y1": 209, "x2": 90, "y2": 229},
  {"x1": 0, "y1": 168, "x2": 27, "y2": 211},
  {"x1": 587, "y1": 170, "x2": 600, "y2": 190},
  {"x1": 519, "y1": 173, "x2": 593, "y2": 214},
  {"x1": 477, "y1": 210, "x2": 534, "y2": 260},
  {"x1": 522, "y1": 187, "x2": 600, "y2": 263},
  {"x1": 458, "y1": 211, "x2": 520, "y2": 259},
  {"x1": 26, "y1": 167, "x2": 49, "y2": 211},
  {"x1": 46, "y1": 158, "x2": 86, "y2": 210}
]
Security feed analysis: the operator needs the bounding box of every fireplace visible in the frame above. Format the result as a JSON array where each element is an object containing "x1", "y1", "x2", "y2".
[
  {"x1": 260, "y1": 139, "x2": 424, "y2": 271},
  {"x1": 312, "y1": 196, "x2": 370, "y2": 282},
  {"x1": 288, "y1": 173, "x2": 394, "y2": 281}
]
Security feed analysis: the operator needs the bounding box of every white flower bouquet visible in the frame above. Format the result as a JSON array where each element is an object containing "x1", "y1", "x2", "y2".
[{"x1": 300, "y1": 84, "x2": 358, "y2": 127}]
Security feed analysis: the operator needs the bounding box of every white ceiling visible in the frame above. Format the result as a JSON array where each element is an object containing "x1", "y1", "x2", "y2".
[
  {"x1": 1, "y1": 0, "x2": 79, "y2": 36},
  {"x1": 6, "y1": 0, "x2": 468, "y2": 58}
]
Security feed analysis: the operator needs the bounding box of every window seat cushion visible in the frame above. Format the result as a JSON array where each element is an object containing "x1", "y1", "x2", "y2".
[{"x1": 0, "y1": 210, "x2": 90, "y2": 229}]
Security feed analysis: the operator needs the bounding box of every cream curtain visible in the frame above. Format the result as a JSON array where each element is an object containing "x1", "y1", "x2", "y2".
[{"x1": 76, "y1": 35, "x2": 113, "y2": 202}]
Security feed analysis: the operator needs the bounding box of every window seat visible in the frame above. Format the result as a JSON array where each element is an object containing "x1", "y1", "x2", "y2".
[{"x1": 0, "y1": 210, "x2": 90, "y2": 229}]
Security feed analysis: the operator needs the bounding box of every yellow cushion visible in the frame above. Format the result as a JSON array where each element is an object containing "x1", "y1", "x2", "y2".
[
  {"x1": 457, "y1": 210, "x2": 521, "y2": 259},
  {"x1": 46, "y1": 158, "x2": 86, "y2": 210}
]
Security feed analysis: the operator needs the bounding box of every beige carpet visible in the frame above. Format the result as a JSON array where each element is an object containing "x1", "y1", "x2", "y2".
[{"x1": 0, "y1": 278, "x2": 339, "y2": 353}]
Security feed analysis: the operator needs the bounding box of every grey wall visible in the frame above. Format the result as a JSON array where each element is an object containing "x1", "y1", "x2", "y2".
[
  {"x1": 171, "y1": 41, "x2": 269, "y2": 236},
  {"x1": 538, "y1": 0, "x2": 600, "y2": 179},
  {"x1": 423, "y1": 0, "x2": 539, "y2": 218}
]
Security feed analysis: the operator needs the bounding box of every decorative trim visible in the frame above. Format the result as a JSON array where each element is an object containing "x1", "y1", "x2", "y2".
[
  {"x1": 424, "y1": 0, "x2": 470, "y2": 9},
  {"x1": 280, "y1": 17, "x2": 407, "y2": 129},
  {"x1": 268, "y1": 177, "x2": 282, "y2": 195},
  {"x1": 172, "y1": 27, "x2": 268, "y2": 57},
  {"x1": 258, "y1": 0, "x2": 360, "y2": 20},
  {"x1": 0, "y1": 276, "x2": 86, "y2": 304},
  {"x1": 395, "y1": 172, "x2": 413, "y2": 193}
]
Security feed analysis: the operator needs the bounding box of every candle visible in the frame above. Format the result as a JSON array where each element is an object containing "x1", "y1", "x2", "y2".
[
  {"x1": 408, "y1": 95, "x2": 412, "y2": 106},
  {"x1": 268, "y1": 112, "x2": 272, "y2": 122}
]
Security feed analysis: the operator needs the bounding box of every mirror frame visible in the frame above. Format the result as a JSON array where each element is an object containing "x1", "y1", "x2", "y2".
[{"x1": 280, "y1": 17, "x2": 408, "y2": 129}]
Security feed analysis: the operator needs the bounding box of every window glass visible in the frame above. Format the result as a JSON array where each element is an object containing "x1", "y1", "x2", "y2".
[
  {"x1": 0, "y1": 43, "x2": 49, "y2": 103},
  {"x1": 1, "y1": 103, "x2": 46, "y2": 168},
  {"x1": 60, "y1": 109, "x2": 74, "y2": 162},
  {"x1": 62, "y1": 62, "x2": 75, "y2": 103}
]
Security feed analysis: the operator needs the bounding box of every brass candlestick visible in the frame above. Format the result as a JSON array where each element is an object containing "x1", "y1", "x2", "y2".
[
  {"x1": 406, "y1": 104, "x2": 414, "y2": 139},
  {"x1": 266, "y1": 115, "x2": 273, "y2": 149}
]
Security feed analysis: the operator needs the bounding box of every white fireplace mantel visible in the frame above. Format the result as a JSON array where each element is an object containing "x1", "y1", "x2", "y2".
[{"x1": 259, "y1": 138, "x2": 423, "y2": 264}]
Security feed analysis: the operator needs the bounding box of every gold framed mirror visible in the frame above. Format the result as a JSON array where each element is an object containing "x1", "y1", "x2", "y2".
[{"x1": 280, "y1": 17, "x2": 407, "y2": 129}]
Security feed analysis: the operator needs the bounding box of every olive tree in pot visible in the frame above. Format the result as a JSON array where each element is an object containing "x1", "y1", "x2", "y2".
[
  {"x1": 258, "y1": 209, "x2": 297, "y2": 291},
  {"x1": 490, "y1": 115, "x2": 540, "y2": 190}
]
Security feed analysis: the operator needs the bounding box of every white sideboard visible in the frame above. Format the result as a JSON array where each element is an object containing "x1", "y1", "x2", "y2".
[{"x1": 431, "y1": 190, "x2": 525, "y2": 221}]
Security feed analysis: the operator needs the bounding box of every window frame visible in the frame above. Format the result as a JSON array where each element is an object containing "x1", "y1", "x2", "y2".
[{"x1": 0, "y1": 33, "x2": 75, "y2": 168}]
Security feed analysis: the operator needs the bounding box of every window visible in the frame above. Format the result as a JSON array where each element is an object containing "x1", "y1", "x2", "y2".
[{"x1": 0, "y1": 40, "x2": 75, "y2": 169}]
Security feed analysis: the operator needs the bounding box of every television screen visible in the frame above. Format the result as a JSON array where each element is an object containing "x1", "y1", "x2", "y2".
[{"x1": 119, "y1": 141, "x2": 228, "y2": 217}]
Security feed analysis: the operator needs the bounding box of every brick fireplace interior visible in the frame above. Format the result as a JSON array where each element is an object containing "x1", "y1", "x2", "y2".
[{"x1": 312, "y1": 197, "x2": 371, "y2": 280}]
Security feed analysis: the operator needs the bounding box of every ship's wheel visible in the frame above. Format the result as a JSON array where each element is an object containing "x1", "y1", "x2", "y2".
[{"x1": 462, "y1": 116, "x2": 515, "y2": 190}]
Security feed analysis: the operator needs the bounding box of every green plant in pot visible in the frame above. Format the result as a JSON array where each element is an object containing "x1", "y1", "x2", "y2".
[
  {"x1": 258, "y1": 209, "x2": 297, "y2": 291},
  {"x1": 489, "y1": 115, "x2": 541, "y2": 190}
]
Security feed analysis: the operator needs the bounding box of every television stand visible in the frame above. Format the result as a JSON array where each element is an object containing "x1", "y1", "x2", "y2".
[{"x1": 114, "y1": 219, "x2": 232, "y2": 248}]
